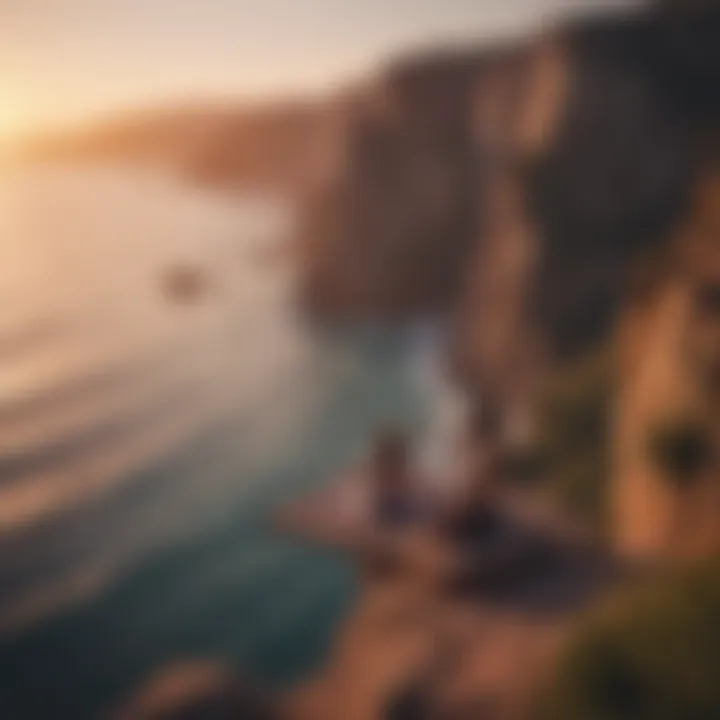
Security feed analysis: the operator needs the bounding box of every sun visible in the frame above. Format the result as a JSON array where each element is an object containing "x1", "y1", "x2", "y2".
[{"x1": 0, "y1": 110, "x2": 22, "y2": 151}]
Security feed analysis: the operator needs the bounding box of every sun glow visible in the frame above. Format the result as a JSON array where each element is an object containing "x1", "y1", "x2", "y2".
[{"x1": 0, "y1": 108, "x2": 25, "y2": 152}]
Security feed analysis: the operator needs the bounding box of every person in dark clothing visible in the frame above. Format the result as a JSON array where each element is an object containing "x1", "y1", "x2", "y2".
[
  {"x1": 371, "y1": 431, "x2": 417, "y2": 527},
  {"x1": 441, "y1": 401, "x2": 508, "y2": 548}
]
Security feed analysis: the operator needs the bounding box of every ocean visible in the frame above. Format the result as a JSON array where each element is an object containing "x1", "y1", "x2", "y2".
[{"x1": 0, "y1": 164, "x2": 455, "y2": 719}]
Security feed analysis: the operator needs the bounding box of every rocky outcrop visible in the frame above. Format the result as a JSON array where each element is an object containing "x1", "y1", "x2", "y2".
[
  {"x1": 281, "y1": 481, "x2": 625, "y2": 720},
  {"x1": 185, "y1": 103, "x2": 335, "y2": 194},
  {"x1": 297, "y1": 47, "x2": 496, "y2": 318},
  {"x1": 115, "y1": 662, "x2": 279, "y2": 720},
  {"x1": 516, "y1": 4, "x2": 718, "y2": 362},
  {"x1": 296, "y1": 1, "x2": 718, "y2": 430},
  {"x1": 613, "y1": 171, "x2": 720, "y2": 560},
  {"x1": 455, "y1": 2, "x2": 718, "y2": 431},
  {"x1": 12, "y1": 102, "x2": 330, "y2": 196}
]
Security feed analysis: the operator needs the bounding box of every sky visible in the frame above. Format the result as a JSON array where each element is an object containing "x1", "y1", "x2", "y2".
[{"x1": 0, "y1": 0, "x2": 638, "y2": 142}]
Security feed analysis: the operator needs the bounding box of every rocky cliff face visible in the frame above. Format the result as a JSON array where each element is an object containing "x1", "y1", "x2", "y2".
[
  {"x1": 297, "y1": 47, "x2": 494, "y2": 317},
  {"x1": 520, "y1": 5, "x2": 718, "y2": 362},
  {"x1": 458, "y1": 2, "x2": 719, "y2": 424},
  {"x1": 613, "y1": 172, "x2": 720, "y2": 560},
  {"x1": 298, "y1": 2, "x2": 719, "y2": 433},
  {"x1": 13, "y1": 102, "x2": 329, "y2": 196}
]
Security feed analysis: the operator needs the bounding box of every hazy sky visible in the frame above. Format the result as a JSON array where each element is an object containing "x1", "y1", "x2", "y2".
[{"x1": 0, "y1": 0, "x2": 636, "y2": 141}]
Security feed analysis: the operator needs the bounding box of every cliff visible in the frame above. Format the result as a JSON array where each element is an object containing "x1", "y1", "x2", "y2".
[
  {"x1": 297, "y1": 1, "x2": 718, "y2": 420},
  {"x1": 293, "y1": 2, "x2": 719, "y2": 563},
  {"x1": 280, "y1": 480, "x2": 629, "y2": 720},
  {"x1": 10, "y1": 101, "x2": 331, "y2": 196},
  {"x1": 613, "y1": 171, "x2": 720, "y2": 560},
  {"x1": 297, "y1": 46, "x2": 494, "y2": 318}
]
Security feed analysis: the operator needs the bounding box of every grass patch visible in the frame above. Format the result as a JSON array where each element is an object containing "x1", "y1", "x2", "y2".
[{"x1": 536, "y1": 559, "x2": 720, "y2": 720}]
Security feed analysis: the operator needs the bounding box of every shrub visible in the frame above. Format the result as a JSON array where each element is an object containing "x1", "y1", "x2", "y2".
[
  {"x1": 647, "y1": 416, "x2": 713, "y2": 488},
  {"x1": 536, "y1": 559, "x2": 720, "y2": 720},
  {"x1": 534, "y1": 345, "x2": 615, "y2": 528}
]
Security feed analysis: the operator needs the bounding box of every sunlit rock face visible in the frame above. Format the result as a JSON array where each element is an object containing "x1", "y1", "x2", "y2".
[
  {"x1": 457, "y1": 2, "x2": 719, "y2": 423},
  {"x1": 612, "y1": 171, "x2": 720, "y2": 561},
  {"x1": 525, "y1": 6, "x2": 718, "y2": 362},
  {"x1": 297, "y1": 48, "x2": 491, "y2": 319},
  {"x1": 297, "y1": 2, "x2": 718, "y2": 441}
]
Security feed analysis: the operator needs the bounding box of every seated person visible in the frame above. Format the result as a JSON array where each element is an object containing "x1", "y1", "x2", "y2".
[
  {"x1": 442, "y1": 473, "x2": 505, "y2": 550},
  {"x1": 440, "y1": 401, "x2": 508, "y2": 548},
  {"x1": 370, "y1": 431, "x2": 419, "y2": 528}
]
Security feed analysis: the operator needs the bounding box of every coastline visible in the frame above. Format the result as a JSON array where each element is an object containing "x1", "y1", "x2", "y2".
[{"x1": 277, "y1": 481, "x2": 626, "y2": 720}]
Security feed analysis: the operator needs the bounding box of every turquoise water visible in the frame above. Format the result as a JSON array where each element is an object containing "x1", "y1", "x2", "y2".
[{"x1": 0, "y1": 165, "x2": 448, "y2": 719}]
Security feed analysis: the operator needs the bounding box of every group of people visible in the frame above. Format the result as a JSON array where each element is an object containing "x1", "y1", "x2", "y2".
[{"x1": 367, "y1": 403, "x2": 509, "y2": 549}]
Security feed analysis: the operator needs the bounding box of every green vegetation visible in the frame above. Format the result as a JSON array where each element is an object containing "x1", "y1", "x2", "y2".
[
  {"x1": 536, "y1": 559, "x2": 720, "y2": 720},
  {"x1": 647, "y1": 416, "x2": 713, "y2": 488},
  {"x1": 534, "y1": 345, "x2": 615, "y2": 529}
]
